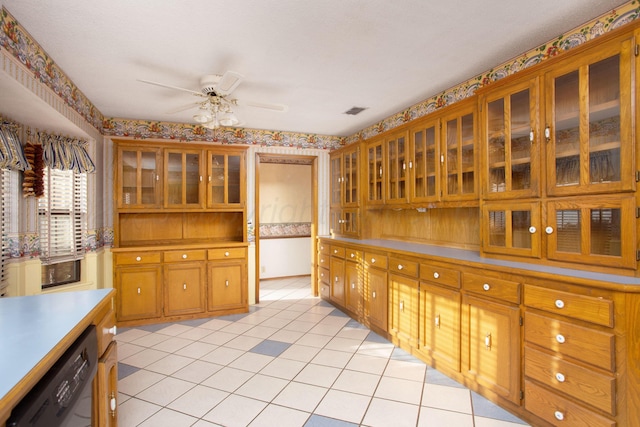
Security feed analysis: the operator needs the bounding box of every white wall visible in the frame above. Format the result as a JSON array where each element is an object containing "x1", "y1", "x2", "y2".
[{"x1": 259, "y1": 237, "x2": 312, "y2": 279}]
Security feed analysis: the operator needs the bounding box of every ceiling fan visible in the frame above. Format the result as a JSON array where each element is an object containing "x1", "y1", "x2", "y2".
[{"x1": 138, "y1": 71, "x2": 287, "y2": 129}]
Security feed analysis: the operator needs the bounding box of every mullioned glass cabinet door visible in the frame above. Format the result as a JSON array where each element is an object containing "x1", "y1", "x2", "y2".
[
  {"x1": 118, "y1": 147, "x2": 162, "y2": 208},
  {"x1": 410, "y1": 118, "x2": 440, "y2": 203},
  {"x1": 386, "y1": 131, "x2": 409, "y2": 204},
  {"x1": 164, "y1": 149, "x2": 204, "y2": 208},
  {"x1": 207, "y1": 151, "x2": 244, "y2": 208},
  {"x1": 545, "y1": 36, "x2": 634, "y2": 196},
  {"x1": 442, "y1": 102, "x2": 477, "y2": 201},
  {"x1": 343, "y1": 147, "x2": 359, "y2": 207},
  {"x1": 330, "y1": 155, "x2": 342, "y2": 207},
  {"x1": 482, "y1": 77, "x2": 540, "y2": 200},
  {"x1": 366, "y1": 139, "x2": 385, "y2": 205},
  {"x1": 481, "y1": 201, "x2": 541, "y2": 259}
]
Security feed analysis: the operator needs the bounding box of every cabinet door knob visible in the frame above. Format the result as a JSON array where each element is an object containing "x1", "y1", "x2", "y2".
[
  {"x1": 350, "y1": 253, "x2": 355, "y2": 258},
  {"x1": 137, "y1": 287, "x2": 141, "y2": 294},
  {"x1": 397, "y1": 264, "x2": 403, "y2": 270},
  {"x1": 545, "y1": 126, "x2": 551, "y2": 142},
  {"x1": 545, "y1": 226, "x2": 554, "y2": 234},
  {"x1": 555, "y1": 372, "x2": 566, "y2": 383},
  {"x1": 335, "y1": 276, "x2": 339, "y2": 283},
  {"x1": 529, "y1": 226, "x2": 537, "y2": 234},
  {"x1": 107, "y1": 326, "x2": 117, "y2": 335},
  {"x1": 485, "y1": 333, "x2": 492, "y2": 349},
  {"x1": 555, "y1": 299, "x2": 565, "y2": 309},
  {"x1": 399, "y1": 301, "x2": 404, "y2": 311},
  {"x1": 372, "y1": 291, "x2": 377, "y2": 299},
  {"x1": 529, "y1": 130, "x2": 534, "y2": 142},
  {"x1": 334, "y1": 249, "x2": 338, "y2": 254},
  {"x1": 371, "y1": 258, "x2": 376, "y2": 263},
  {"x1": 556, "y1": 334, "x2": 566, "y2": 344},
  {"x1": 351, "y1": 283, "x2": 356, "y2": 289},
  {"x1": 554, "y1": 411, "x2": 564, "y2": 421},
  {"x1": 182, "y1": 254, "x2": 188, "y2": 259},
  {"x1": 183, "y1": 283, "x2": 187, "y2": 290},
  {"x1": 435, "y1": 314, "x2": 440, "y2": 328},
  {"x1": 225, "y1": 251, "x2": 230, "y2": 257},
  {"x1": 433, "y1": 272, "x2": 439, "y2": 279},
  {"x1": 483, "y1": 283, "x2": 490, "y2": 291},
  {"x1": 225, "y1": 280, "x2": 229, "y2": 287},
  {"x1": 136, "y1": 256, "x2": 141, "y2": 261}
]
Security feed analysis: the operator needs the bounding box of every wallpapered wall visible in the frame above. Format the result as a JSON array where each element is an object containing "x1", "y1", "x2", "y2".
[{"x1": 1, "y1": 2, "x2": 639, "y2": 149}]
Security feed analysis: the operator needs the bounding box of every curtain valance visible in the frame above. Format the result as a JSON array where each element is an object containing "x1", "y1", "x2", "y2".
[
  {"x1": 0, "y1": 123, "x2": 30, "y2": 171},
  {"x1": 37, "y1": 132, "x2": 95, "y2": 173}
]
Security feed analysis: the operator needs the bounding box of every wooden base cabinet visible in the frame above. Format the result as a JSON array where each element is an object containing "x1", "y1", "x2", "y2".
[
  {"x1": 164, "y1": 261, "x2": 206, "y2": 316},
  {"x1": 344, "y1": 250, "x2": 363, "y2": 316},
  {"x1": 208, "y1": 247, "x2": 248, "y2": 312},
  {"x1": 364, "y1": 251, "x2": 388, "y2": 333},
  {"x1": 115, "y1": 264, "x2": 162, "y2": 322},
  {"x1": 388, "y1": 272, "x2": 419, "y2": 349},
  {"x1": 94, "y1": 341, "x2": 118, "y2": 427},
  {"x1": 461, "y1": 293, "x2": 521, "y2": 405}
]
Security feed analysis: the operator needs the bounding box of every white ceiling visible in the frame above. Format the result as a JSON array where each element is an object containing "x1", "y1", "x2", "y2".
[{"x1": 0, "y1": 0, "x2": 629, "y2": 138}]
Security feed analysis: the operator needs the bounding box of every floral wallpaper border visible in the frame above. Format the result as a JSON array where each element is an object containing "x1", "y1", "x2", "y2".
[
  {"x1": 259, "y1": 223, "x2": 312, "y2": 239},
  {"x1": 3, "y1": 3, "x2": 640, "y2": 149},
  {"x1": 6, "y1": 228, "x2": 112, "y2": 259}
]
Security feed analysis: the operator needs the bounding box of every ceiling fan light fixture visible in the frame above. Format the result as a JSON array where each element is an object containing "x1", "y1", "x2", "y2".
[
  {"x1": 219, "y1": 111, "x2": 239, "y2": 127},
  {"x1": 193, "y1": 109, "x2": 212, "y2": 123}
]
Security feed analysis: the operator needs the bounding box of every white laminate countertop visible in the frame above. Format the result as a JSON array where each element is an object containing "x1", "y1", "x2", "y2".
[{"x1": 0, "y1": 289, "x2": 113, "y2": 404}]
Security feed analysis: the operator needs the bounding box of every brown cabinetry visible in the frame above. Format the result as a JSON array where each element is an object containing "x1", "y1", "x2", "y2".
[
  {"x1": 113, "y1": 140, "x2": 248, "y2": 327},
  {"x1": 92, "y1": 296, "x2": 118, "y2": 427},
  {"x1": 388, "y1": 259, "x2": 419, "y2": 349},
  {"x1": 344, "y1": 247, "x2": 363, "y2": 316},
  {"x1": 364, "y1": 250, "x2": 388, "y2": 333},
  {"x1": 330, "y1": 145, "x2": 360, "y2": 237}
]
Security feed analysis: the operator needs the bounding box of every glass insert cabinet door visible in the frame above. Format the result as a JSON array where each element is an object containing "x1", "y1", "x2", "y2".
[
  {"x1": 545, "y1": 38, "x2": 634, "y2": 196},
  {"x1": 330, "y1": 155, "x2": 342, "y2": 207},
  {"x1": 118, "y1": 147, "x2": 162, "y2": 208},
  {"x1": 410, "y1": 118, "x2": 439, "y2": 202},
  {"x1": 386, "y1": 131, "x2": 409, "y2": 204},
  {"x1": 442, "y1": 104, "x2": 477, "y2": 200},
  {"x1": 482, "y1": 201, "x2": 541, "y2": 259},
  {"x1": 343, "y1": 147, "x2": 359, "y2": 207},
  {"x1": 545, "y1": 196, "x2": 635, "y2": 269},
  {"x1": 207, "y1": 151, "x2": 244, "y2": 207},
  {"x1": 483, "y1": 78, "x2": 540, "y2": 199},
  {"x1": 366, "y1": 139, "x2": 385, "y2": 205},
  {"x1": 165, "y1": 149, "x2": 203, "y2": 207}
]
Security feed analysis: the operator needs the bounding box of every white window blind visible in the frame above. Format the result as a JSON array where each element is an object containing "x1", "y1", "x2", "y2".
[{"x1": 38, "y1": 167, "x2": 87, "y2": 264}]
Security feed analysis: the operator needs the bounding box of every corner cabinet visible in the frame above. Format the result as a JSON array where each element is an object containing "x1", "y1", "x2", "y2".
[{"x1": 112, "y1": 139, "x2": 249, "y2": 327}]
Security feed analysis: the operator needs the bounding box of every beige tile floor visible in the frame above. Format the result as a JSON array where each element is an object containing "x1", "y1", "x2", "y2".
[{"x1": 116, "y1": 276, "x2": 530, "y2": 427}]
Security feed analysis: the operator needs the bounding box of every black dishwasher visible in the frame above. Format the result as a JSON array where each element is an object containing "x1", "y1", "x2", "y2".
[{"x1": 7, "y1": 325, "x2": 98, "y2": 427}]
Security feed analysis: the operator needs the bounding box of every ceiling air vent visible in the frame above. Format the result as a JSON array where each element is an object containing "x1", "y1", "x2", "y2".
[{"x1": 344, "y1": 106, "x2": 367, "y2": 115}]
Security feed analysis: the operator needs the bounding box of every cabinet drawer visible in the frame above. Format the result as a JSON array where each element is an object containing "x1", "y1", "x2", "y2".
[
  {"x1": 345, "y1": 248, "x2": 363, "y2": 262},
  {"x1": 114, "y1": 252, "x2": 161, "y2": 265},
  {"x1": 389, "y1": 257, "x2": 419, "y2": 277},
  {"x1": 330, "y1": 245, "x2": 345, "y2": 258},
  {"x1": 95, "y1": 309, "x2": 116, "y2": 356},
  {"x1": 525, "y1": 380, "x2": 615, "y2": 427},
  {"x1": 420, "y1": 264, "x2": 460, "y2": 289},
  {"x1": 208, "y1": 247, "x2": 247, "y2": 260},
  {"x1": 318, "y1": 253, "x2": 330, "y2": 268},
  {"x1": 524, "y1": 312, "x2": 614, "y2": 371},
  {"x1": 525, "y1": 346, "x2": 615, "y2": 415},
  {"x1": 164, "y1": 249, "x2": 206, "y2": 263},
  {"x1": 524, "y1": 284, "x2": 613, "y2": 328},
  {"x1": 364, "y1": 251, "x2": 388, "y2": 269},
  {"x1": 463, "y1": 273, "x2": 520, "y2": 304},
  {"x1": 318, "y1": 267, "x2": 330, "y2": 285}
]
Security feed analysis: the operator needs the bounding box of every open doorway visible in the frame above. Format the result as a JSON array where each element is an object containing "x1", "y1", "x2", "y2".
[{"x1": 254, "y1": 153, "x2": 317, "y2": 303}]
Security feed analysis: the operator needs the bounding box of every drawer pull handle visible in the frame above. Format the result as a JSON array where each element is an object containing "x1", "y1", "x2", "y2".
[
  {"x1": 225, "y1": 280, "x2": 229, "y2": 287},
  {"x1": 137, "y1": 287, "x2": 141, "y2": 294},
  {"x1": 483, "y1": 283, "x2": 490, "y2": 291},
  {"x1": 136, "y1": 256, "x2": 141, "y2": 262},
  {"x1": 555, "y1": 299, "x2": 565, "y2": 309},
  {"x1": 183, "y1": 283, "x2": 187, "y2": 290},
  {"x1": 335, "y1": 276, "x2": 339, "y2": 283},
  {"x1": 320, "y1": 272, "x2": 324, "y2": 278},
  {"x1": 182, "y1": 254, "x2": 187, "y2": 259},
  {"x1": 485, "y1": 333, "x2": 491, "y2": 349},
  {"x1": 372, "y1": 291, "x2": 377, "y2": 299},
  {"x1": 433, "y1": 272, "x2": 439, "y2": 279},
  {"x1": 107, "y1": 326, "x2": 117, "y2": 335},
  {"x1": 397, "y1": 264, "x2": 404, "y2": 270},
  {"x1": 350, "y1": 253, "x2": 355, "y2": 258},
  {"x1": 399, "y1": 301, "x2": 404, "y2": 311},
  {"x1": 320, "y1": 259, "x2": 324, "y2": 263},
  {"x1": 334, "y1": 249, "x2": 338, "y2": 254},
  {"x1": 435, "y1": 314, "x2": 440, "y2": 328},
  {"x1": 371, "y1": 258, "x2": 376, "y2": 263},
  {"x1": 554, "y1": 411, "x2": 564, "y2": 421},
  {"x1": 351, "y1": 283, "x2": 356, "y2": 289},
  {"x1": 224, "y1": 251, "x2": 230, "y2": 257},
  {"x1": 556, "y1": 334, "x2": 566, "y2": 344},
  {"x1": 555, "y1": 372, "x2": 566, "y2": 383}
]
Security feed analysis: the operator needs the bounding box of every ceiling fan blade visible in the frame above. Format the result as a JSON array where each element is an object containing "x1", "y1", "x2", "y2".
[
  {"x1": 165, "y1": 102, "x2": 201, "y2": 114},
  {"x1": 215, "y1": 71, "x2": 244, "y2": 96},
  {"x1": 138, "y1": 79, "x2": 204, "y2": 96},
  {"x1": 242, "y1": 100, "x2": 288, "y2": 112}
]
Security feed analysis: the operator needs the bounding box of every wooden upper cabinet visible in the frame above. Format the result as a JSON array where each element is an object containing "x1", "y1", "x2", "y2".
[
  {"x1": 330, "y1": 145, "x2": 359, "y2": 208},
  {"x1": 366, "y1": 137, "x2": 385, "y2": 205},
  {"x1": 441, "y1": 100, "x2": 478, "y2": 201},
  {"x1": 385, "y1": 131, "x2": 410, "y2": 205},
  {"x1": 117, "y1": 146, "x2": 162, "y2": 208},
  {"x1": 206, "y1": 150, "x2": 245, "y2": 208},
  {"x1": 544, "y1": 36, "x2": 634, "y2": 196},
  {"x1": 481, "y1": 77, "x2": 541, "y2": 200},
  {"x1": 410, "y1": 117, "x2": 440, "y2": 203},
  {"x1": 164, "y1": 149, "x2": 205, "y2": 208}
]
